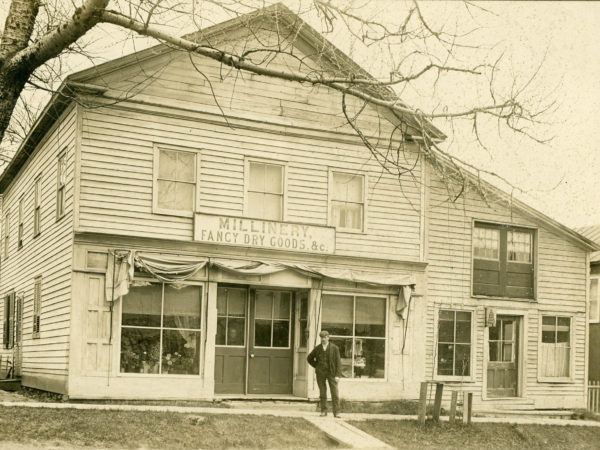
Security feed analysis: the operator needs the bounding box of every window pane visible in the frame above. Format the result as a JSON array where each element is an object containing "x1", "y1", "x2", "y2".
[
  {"x1": 273, "y1": 292, "x2": 290, "y2": 319},
  {"x1": 437, "y1": 343, "x2": 454, "y2": 375},
  {"x1": 591, "y1": 279, "x2": 599, "y2": 321},
  {"x1": 331, "y1": 338, "x2": 352, "y2": 377},
  {"x1": 358, "y1": 339, "x2": 385, "y2": 379},
  {"x1": 542, "y1": 316, "x2": 556, "y2": 343},
  {"x1": 175, "y1": 182, "x2": 194, "y2": 211},
  {"x1": 255, "y1": 291, "x2": 273, "y2": 319},
  {"x1": 489, "y1": 323, "x2": 499, "y2": 341},
  {"x1": 159, "y1": 150, "x2": 177, "y2": 179},
  {"x1": 122, "y1": 285, "x2": 162, "y2": 327},
  {"x1": 556, "y1": 317, "x2": 570, "y2": 344},
  {"x1": 177, "y1": 152, "x2": 195, "y2": 182},
  {"x1": 355, "y1": 297, "x2": 385, "y2": 337},
  {"x1": 332, "y1": 202, "x2": 362, "y2": 230},
  {"x1": 455, "y1": 319, "x2": 471, "y2": 344},
  {"x1": 473, "y1": 227, "x2": 499, "y2": 260},
  {"x1": 455, "y1": 344, "x2": 471, "y2": 376},
  {"x1": 157, "y1": 180, "x2": 176, "y2": 209},
  {"x1": 217, "y1": 290, "x2": 227, "y2": 316},
  {"x1": 322, "y1": 295, "x2": 353, "y2": 336},
  {"x1": 333, "y1": 173, "x2": 363, "y2": 202},
  {"x1": 227, "y1": 318, "x2": 245, "y2": 346},
  {"x1": 248, "y1": 192, "x2": 263, "y2": 213},
  {"x1": 265, "y1": 164, "x2": 283, "y2": 194},
  {"x1": 263, "y1": 193, "x2": 282, "y2": 220},
  {"x1": 273, "y1": 320, "x2": 289, "y2": 347},
  {"x1": 254, "y1": 319, "x2": 271, "y2": 346},
  {"x1": 249, "y1": 162, "x2": 265, "y2": 191},
  {"x1": 163, "y1": 285, "x2": 201, "y2": 329},
  {"x1": 120, "y1": 327, "x2": 160, "y2": 374},
  {"x1": 508, "y1": 231, "x2": 532, "y2": 262},
  {"x1": 503, "y1": 343, "x2": 513, "y2": 362},
  {"x1": 162, "y1": 329, "x2": 200, "y2": 375},
  {"x1": 503, "y1": 320, "x2": 514, "y2": 341},
  {"x1": 438, "y1": 317, "x2": 455, "y2": 342}
]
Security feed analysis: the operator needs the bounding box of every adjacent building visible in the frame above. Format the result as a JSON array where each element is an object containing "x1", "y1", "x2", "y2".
[{"x1": 1, "y1": 4, "x2": 597, "y2": 409}]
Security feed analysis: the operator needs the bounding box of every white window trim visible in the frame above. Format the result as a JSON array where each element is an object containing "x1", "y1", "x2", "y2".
[
  {"x1": 56, "y1": 150, "x2": 67, "y2": 221},
  {"x1": 152, "y1": 143, "x2": 201, "y2": 218},
  {"x1": 327, "y1": 169, "x2": 367, "y2": 234},
  {"x1": 319, "y1": 290, "x2": 388, "y2": 382},
  {"x1": 433, "y1": 305, "x2": 477, "y2": 382},
  {"x1": 537, "y1": 312, "x2": 575, "y2": 383},
  {"x1": 243, "y1": 157, "x2": 287, "y2": 221},
  {"x1": 590, "y1": 275, "x2": 600, "y2": 324}
]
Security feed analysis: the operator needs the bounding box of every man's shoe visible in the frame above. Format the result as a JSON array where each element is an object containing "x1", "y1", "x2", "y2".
[
  {"x1": 333, "y1": 413, "x2": 341, "y2": 418},
  {"x1": 320, "y1": 411, "x2": 327, "y2": 417}
]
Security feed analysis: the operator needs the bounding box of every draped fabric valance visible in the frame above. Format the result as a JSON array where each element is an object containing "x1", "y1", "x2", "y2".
[{"x1": 105, "y1": 251, "x2": 415, "y2": 318}]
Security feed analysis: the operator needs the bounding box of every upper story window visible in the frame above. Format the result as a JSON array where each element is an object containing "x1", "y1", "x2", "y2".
[
  {"x1": 590, "y1": 277, "x2": 599, "y2": 323},
  {"x1": 330, "y1": 171, "x2": 364, "y2": 232},
  {"x1": 154, "y1": 146, "x2": 197, "y2": 216},
  {"x1": 247, "y1": 161, "x2": 284, "y2": 221},
  {"x1": 56, "y1": 152, "x2": 67, "y2": 219},
  {"x1": 473, "y1": 222, "x2": 535, "y2": 299},
  {"x1": 33, "y1": 177, "x2": 41, "y2": 237},
  {"x1": 3, "y1": 213, "x2": 9, "y2": 260},
  {"x1": 33, "y1": 277, "x2": 42, "y2": 339},
  {"x1": 17, "y1": 197, "x2": 24, "y2": 249}
]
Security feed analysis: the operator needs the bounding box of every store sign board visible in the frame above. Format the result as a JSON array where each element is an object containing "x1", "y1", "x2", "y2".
[{"x1": 194, "y1": 214, "x2": 336, "y2": 254}]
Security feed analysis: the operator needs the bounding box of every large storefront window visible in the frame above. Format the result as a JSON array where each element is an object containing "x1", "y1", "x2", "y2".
[
  {"x1": 321, "y1": 294, "x2": 386, "y2": 379},
  {"x1": 120, "y1": 284, "x2": 202, "y2": 375}
]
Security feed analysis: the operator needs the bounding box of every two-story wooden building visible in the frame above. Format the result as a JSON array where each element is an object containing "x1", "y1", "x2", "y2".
[{"x1": 1, "y1": 4, "x2": 597, "y2": 410}]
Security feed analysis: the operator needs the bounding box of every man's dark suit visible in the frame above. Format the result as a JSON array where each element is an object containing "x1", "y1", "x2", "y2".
[{"x1": 307, "y1": 342, "x2": 342, "y2": 414}]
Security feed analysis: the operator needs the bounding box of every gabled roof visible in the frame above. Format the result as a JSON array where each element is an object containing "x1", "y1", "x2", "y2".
[
  {"x1": 574, "y1": 225, "x2": 600, "y2": 261},
  {"x1": 0, "y1": 2, "x2": 443, "y2": 193}
]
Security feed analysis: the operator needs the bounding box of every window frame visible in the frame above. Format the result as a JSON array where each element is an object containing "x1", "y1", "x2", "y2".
[
  {"x1": 152, "y1": 143, "x2": 201, "y2": 218},
  {"x1": 589, "y1": 276, "x2": 600, "y2": 324},
  {"x1": 433, "y1": 306, "x2": 476, "y2": 382},
  {"x1": 243, "y1": 157, "x2": 287, "y2": 221},
  {"x1": 472, "y1": 220, "x2": 537, "y2": 300},
  {"x1": 320, "y1": 291, "x2": 388, "y2": 381},
  {"x1": 56, "y1": 150, "x2": 67, "y2": 220},
  {"x1": 328, "y1": 169, "x2": 367, "y2": 233},
  {"x1": 33, "y1": 175, "x2": 42, "y2": 238},
  {"x1": 537, "y1": 313, "x2": 575, "y2": 383},
  {"x1": 3, "y1": 212, "x2": 9, "y2": 260},
  {"x1": 118, "y1": 282, "x2": 204, "y2": 377},
  {"x1": 33, "y1": 277, "x2": 42, "y2": 339},
  {"x1": 17, "y1": 196, "x2": 24, "y2": 250}
]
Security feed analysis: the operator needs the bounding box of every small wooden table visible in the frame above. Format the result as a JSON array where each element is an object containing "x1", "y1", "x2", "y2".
[{"x1": 418, "y1": 381, "x2": 473, "y2": 424}]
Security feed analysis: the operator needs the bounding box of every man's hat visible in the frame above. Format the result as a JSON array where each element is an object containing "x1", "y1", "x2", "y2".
[{"x1": 319, "y1": 330, "x2": 329, "y2": 338}]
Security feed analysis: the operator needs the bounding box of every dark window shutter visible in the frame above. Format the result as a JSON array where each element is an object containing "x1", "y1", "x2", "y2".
[
  {"x1": 473, "y1": 258, "x2": 502, "y2": 296},
  {"x1": 505, "y1": 261, "x2": 534, "y2": 299}
]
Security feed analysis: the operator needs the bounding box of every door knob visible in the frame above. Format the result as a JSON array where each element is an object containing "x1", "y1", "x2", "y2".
[{"x1": 250, "y1": 353, "x2": 255, "y2": 358}]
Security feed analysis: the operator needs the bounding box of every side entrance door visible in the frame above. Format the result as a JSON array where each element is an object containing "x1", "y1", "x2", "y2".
[
  {"x1": 214, "y1": 286, "x2": 294, "y2": 395},
  {"x1": 487, "y1": 315, "x2": 519, "y2": 397}
]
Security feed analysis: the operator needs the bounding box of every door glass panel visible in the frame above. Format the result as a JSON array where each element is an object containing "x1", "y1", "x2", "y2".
[
  {"x1": 216, "y1": 317, "x2": 226, "y2": 345},
  {"x1": 255, "y1": 319, "x2": 271, "y2": 347},
  {"x1": 503, "y1": 321, "x2": 513, "y2": 341},
  {"x1": 228, "y1": 289, "x2": 246, "y2": 316},
  {"x1": 227, "y1": 318, "x2": 245, "y2": 346},
  {"x1": 255, "y1": 292, "x2": 273, "y2": 319},
  {"x1": 273, "y1": 292, "x2": 290, "y2": 319},
  {"x1": 272, "y1": 320, "x2": 289, "y2": 347},
  {"x1": 503, "y1": 343, "x2": 513, "y2": 362},
  {"x1": 489, "y1": 341, "x2": 499, "y2": 361}
]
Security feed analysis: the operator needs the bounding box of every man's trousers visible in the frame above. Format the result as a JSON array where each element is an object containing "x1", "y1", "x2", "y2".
[{"x1": 316, "y1": 371, "x2": 339, "y2": 413}]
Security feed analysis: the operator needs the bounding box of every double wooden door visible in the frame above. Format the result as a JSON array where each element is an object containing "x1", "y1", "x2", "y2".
[
  {"x1": 214, "y1": 286, "x2": 294, "y2": 395},
  {"x1": 487, "y1": 315, "x2": 519, "y2": 397}
]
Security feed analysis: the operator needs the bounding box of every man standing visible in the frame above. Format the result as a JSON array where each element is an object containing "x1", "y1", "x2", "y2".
[{"x1": 307, "y1": 330, "x2": 342, "y2": 417}]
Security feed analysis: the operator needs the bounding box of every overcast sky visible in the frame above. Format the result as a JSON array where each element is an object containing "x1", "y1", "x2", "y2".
[{"x1": 1, "y1": 1, "x2": 599, "y2": 229}]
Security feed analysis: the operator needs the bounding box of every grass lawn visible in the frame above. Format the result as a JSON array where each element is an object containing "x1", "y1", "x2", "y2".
[
  {"x1": 350, "y1": 419, "x2": 600, "y2": 449},
  {"x1": 0, "y1": 406, "x2": 336, "y2": 449}
]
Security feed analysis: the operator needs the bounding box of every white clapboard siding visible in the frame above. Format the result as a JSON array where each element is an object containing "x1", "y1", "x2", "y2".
[
  {"x1": 78, "y1": 75, "x2": 424, "y2": 261},
  {"x1": 424, "y1": 166, "x2": 588, "y2": 405},
  {"x1": 0, "y1": 106, "x2": 76, "y2": 385}
]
